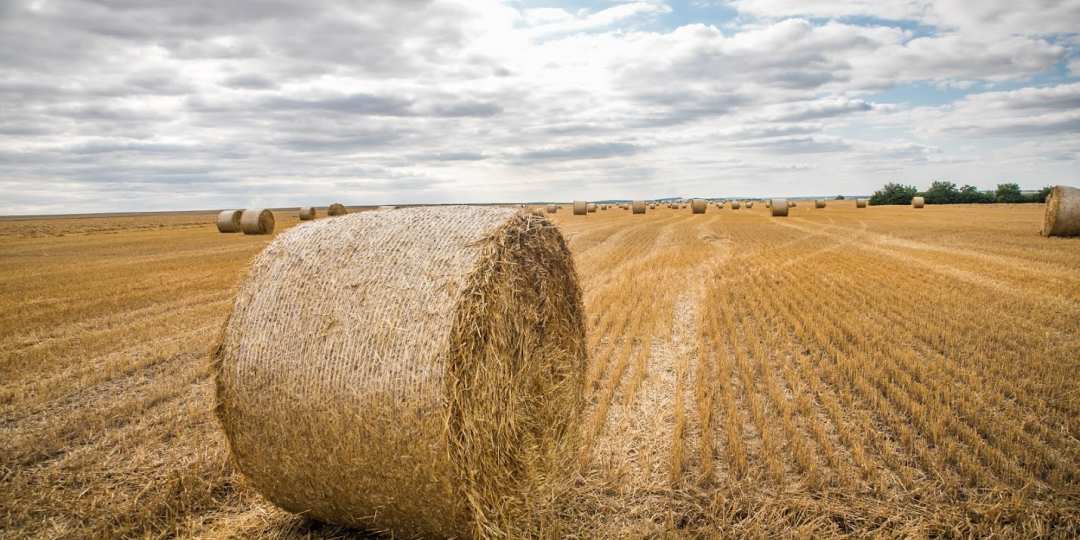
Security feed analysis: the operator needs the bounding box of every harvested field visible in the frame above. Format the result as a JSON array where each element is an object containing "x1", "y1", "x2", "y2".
[{"x1": 2, "y1": 202, "x2": 1079, "y2": 538}]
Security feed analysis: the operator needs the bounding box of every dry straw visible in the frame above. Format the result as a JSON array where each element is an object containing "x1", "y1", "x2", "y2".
[
  {"x1": 546, "y1": 204, "x2": 558, "y2": 214},
  {"x1": 1042, "y1": 185, "x2": 1080, "y2": 237},
  {"x1": 573, "y1": 200, "x2": 588, "y2": 215},
  {"x1": 731, "y1": 200, "x2": 741, "y2": 210},
  {"x1": 632, "y1": 200, "x2": 646, "y2": 214},
  {"x1": 912, "y1": 196, "x2": 925, "y2": 208},
  {"x1": 691, "y1": 198, "x2": 707, "y2": 214},
  {"x1": 587, "y1": 203, "x2": 597, "y2": 213},
  {"x1": 815, "y1": 199, "x2": 826, "y2": 209},
  {"x1": 299, "y1": 207, "x2": 316, "y2": 221},
  {"x1": 771, "y1": 198, "x2": 789, "y2": 217},
  {"x1": 240, "y1": 209, "x2": 274, "y2": 235},
  {"x1": 328, "y1": 203, "x2": 348, "y2": 216},
  {"x1": 856, "y1": 198, "x2": 868, "y2": 208},
  {"x1": 212, "y1": 207, "x2": 586, "y2": 538},
  {"x1": 746, "y1": 201, "x2": 754, "y2": 208},
  {"x1": 216, "y1": 210, "x2": 242, "y2": 233}
]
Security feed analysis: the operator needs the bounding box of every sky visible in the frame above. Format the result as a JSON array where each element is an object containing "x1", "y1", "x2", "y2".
[{"x1": 1, "y1": 0, "x2": 1079, "y2": 214}]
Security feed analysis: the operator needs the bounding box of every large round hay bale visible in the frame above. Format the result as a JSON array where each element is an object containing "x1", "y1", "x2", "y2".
[
  {"x1": 212, "y1": 207, "x2": 586, "y2": 538},
  {"x1": 815, "y1": 199, "x2": 826, "y2": 209},
  {"x1": 632, "y1": 200, "x2": 646, "y2": 214},
  {"x1": 328, "y1": 203, "x2": 348, "y2": 216},
  {"x1": 856, "y1": 198, "x2": 868, "y2": 208},
  {"x1": 788, "y1": 200, "x2": 797, "y2": 208},
  {"x1": 731, "y1": 200, "x2": 741, "y2": 210},
  {"x1": 240, "y1": 209, "x2": 274, "y2": 235},
  {"x1": 587, "y1": 203, "x2": 597, "y2": 213},
  {"x1": 771, "y1": 199, "x2": 789, "y2": 217},
  {"x1": 216, "y1": 210, "x2": 243, "y2": 233},
  {"x1": 600, "y1": 204, "x2": 608, "y2": 210},
  {"x1": 1042, "y1": 185, "x2": 1080, "y2": 237},
  {"x1": 912, "y1": 196, "x2": 925, "y2": 208},
  {"x1": 298, "y1": 207, "x2": 316, "y2": 221},
  {"x1": 573, "y1": 200, "x2": 587, "y2": 215},
  {"x1": 691, "y1": 198, "x2": 707, "y2": 214},
  {"x1": 746, "y1": 201, "x2": 754, "y2": 209},
  {"x1": 546, "y1": 204, "x2": 558, "y2": 214}
]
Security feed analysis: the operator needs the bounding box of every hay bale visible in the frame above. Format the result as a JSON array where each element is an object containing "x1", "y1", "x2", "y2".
[
  {"x1": 573, "y1": 200, "x2": 587, "y2": 215},
  {"x1": 691, "y1": 199, "x2": 707, "y2": 214},
  {"x1": 240, "y1": 209, "x2": 274, "y2": 235},
  {"x1": 788, "y1": 201, "x2": 797, "y2": 208},
  {"x1": 765, "y1": 200, "x2": 771, "y2": 209},
  {"x1": 600, "y1": 204, "x2": 608, "y2": 210},
  {"x1": 856, "y1": 199, "x2": 868, "y2": 208},
  {"x1": 546, "y1": 204, "x2": 558, "y2": 214},
  {"x1": 216, "y1": 210, "x2": 243, "y2": 233},
  {"x1": 771, "y1": 199, "x2": 789, "y2": 217},
  {"x1": 1042, "y1": 185, "x2": 1080, "y2": 237},
  {"x1": 746, "y1": 201, "x2": 754, "y2": 209},
  {"x1": 328, "y1": 203, "x2": 348, "y2": 216},
  {"x1": 632, "y1": 200, "x2": 646, "y2": 214},
  {"x1": 815, "y1": 199, "x2": 826, "y2": 209},
  {"x1": 298, "y1": 207, "x2": 316, "y2": 221},
  {"x1": 912, "y1": 196, "x2": 925, "y2": 208},
  {"x1": 212, "y1": 207, "x2": 586, "y2": 538},
  {"x1": 587, "y1": 203, "x2": 597, "y2": 213},
  {"x1": 731, "y1": 200, "x2": 741, "y2": 210}
]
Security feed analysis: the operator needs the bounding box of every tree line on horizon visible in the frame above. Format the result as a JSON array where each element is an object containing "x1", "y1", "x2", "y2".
[{"x1": 869, "y1": 182, "x2": 1051, "y2": 206}]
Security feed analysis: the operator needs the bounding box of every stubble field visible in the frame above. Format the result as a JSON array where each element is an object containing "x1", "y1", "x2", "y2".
[{"x1": 1, "y1": 202, "x2": 1078, "y2": 538}]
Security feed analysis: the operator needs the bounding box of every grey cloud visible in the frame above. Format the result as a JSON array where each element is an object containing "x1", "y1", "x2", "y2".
[
  {"x1": 730, "y1": 136, "x2": 853, "y2": 153},
  {"x1": 514, "y1": 142, "x2": 641, "y2": 163},
  {"x1": 220, "y1": 73, "x2": 278, "y2": 90}
]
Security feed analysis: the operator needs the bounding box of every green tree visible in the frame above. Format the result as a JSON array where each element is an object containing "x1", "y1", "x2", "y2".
[
  {"x1": 923, "y1": 180, "x2": 959, "y2": 204},
  {"x1": 995, "y1": 182, "x2": 1023, "y2": 203},
  {"x1": 869, "y1": 182, "x2": 918, "y2": 205},
  {"x1": 957, "y1": 184, "x2": 993, "y2": 204},
  {"x1": 1033, "y1": 186, "x2": 1052, "y2": 203}
]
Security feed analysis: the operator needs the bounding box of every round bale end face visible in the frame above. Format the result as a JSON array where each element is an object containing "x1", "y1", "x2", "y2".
[
  {"x1": 212, "y1": 207, "x2": 586, "y2": 538},
  {"x1": 770, "y1": 199, "x2": 789, "y2": 217},
  {"x1": 1042, "y1": 185, "x2": 1080, "y2": 237},
  {"x1": 240, "y1": 209, "x2": 274, "y2": 235},
  {"x1": 217, "y1": 210, "x2": 243, "y2": 233},
  {"x1": 912, "y1": 196, "x2": 925, "y2": 208}
]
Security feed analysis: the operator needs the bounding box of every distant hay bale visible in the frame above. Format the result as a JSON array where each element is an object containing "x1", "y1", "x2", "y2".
[
  {"x1": 1042, "y1": 185, "x2": 1080, "y2": 237},
  {"x1": 573, "y1": 200, "x2": 587, "y2": 215},
  {"x1": 216, "y1": 210, "x2": 243, "y2": 233},
  {"x1": 912, "y1": 196, "x2": 925, "y2": 208},
  {"x1": 546, "y1": 204, "x2": 558, "y2": 214},
  {"x1": 746, "y1": 201, "x2": 754, "y2": 208},
  {"x1": 328, "y1": 203, "x2": 348, "y2": 216},
  {"x1": 240, "y1": 209, "x2": 275, "y2": 235},
  {"x1": 298, "y1": 207, "x2": 316, "y2": 221},
  {"x1": 378, "y1": 205, "x2": 396, "y2": 211},
  {"x1": 212, "y1": 206, "x2": 586, "y2": 538},
  {"x1": 815, "y1": 199, "x2": 826, "y2": 209},
  {"x1": 731, "y1": 200, "x2": 741, "y2": 210},
  {"x1": 632, "y1": 200, "x2": 646, "y2": 214},
  {"x1": 587, "y1": 203, "x2": 597, "y2": 213},
  {"x1": 691, "y1": 199, "x2": 707, "y2": 214},
  {"x1": 771, "y1": 199, "x2": 789, "y2": 217},
  {"x1": 856, "y1": 199, "x2": 868, "y2": 208},
  {"x1": 600, "y1": 204, "x2": 608, "y2": 210},
  {"x1": 765, "y1": 200, "x2": 771, "y2": 209},
  {"x1": 788, "y1": 201, "x2": 797, "y2": 208}
]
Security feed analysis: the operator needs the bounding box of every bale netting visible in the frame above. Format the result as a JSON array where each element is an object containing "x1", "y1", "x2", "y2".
[
  {"x1": 573, "y1": 200, "x2": 588, "y2": 215},
  {"x1": 1042, "y1": 185, "x2": 1080, "y2": 237},
  {"x1": 856, "y1": 198, "x2": 868, "y2": 208},
  {"x1": 216, "y1": 210, "x2": 243, "y2": 233},
  {"x1": 240, "y1": 209, "x2": 274, "y2": 235},
  {"x1": 691, "y1": 199, "x2": 707, "y2": 214},
  {"x1": 771, "y1": 198, "x2": 789, "y2": 217},
  {"x1": 328, "y1": 203, "x2": 348, "y2": 216},
  {"x1": 299, "y1": 207, "x2": 316, "y2": 221},
  {"x1": 632, "y1": 200, "x2": 646, "y2": 214},
  {"x1": 212, "y1": 206, "x2": 587, "y2": 538},
  {"x1": 547, "y1": 204, "x2": 558, "y2": 214},
  {"x1": 912, "y1": 196, "x2": 925, "y2": 208},
  {"x1": 815, "y1": 199, "x2": 826, "y2": 209}
]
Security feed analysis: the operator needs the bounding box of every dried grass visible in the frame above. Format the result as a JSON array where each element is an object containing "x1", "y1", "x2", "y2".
[
  {"x1": 239, "y1": 209, "x2": 274, "y2": 235},
  {"x1": 216, "y1": 210, "x2": 242, "y2": 233},
  {"x1": 547, "y1": 204, "x2": 559, "y2": 214},
  {"x1": 211, "y1": 206, "x2": 586, "y2": 538},
  {"x1": 1041, "y1": 185, "x2": 1080, "y2": 237}
]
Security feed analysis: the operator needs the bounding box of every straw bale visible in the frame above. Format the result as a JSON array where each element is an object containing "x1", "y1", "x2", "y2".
[
  {"x1": 217, "y1": 210, "x2": 243, "y2": 233},
  {"x1": 691, "y1": 199, "x2": 707, "y2": 214},
  {"x1": 587, "y1": 203, "x2": 597, "y2": 213},
  {"x1": 1042, "y1": 185, "x2": 1080, "y2": 237},
  {"x1": 573, "y1": 200, "x2": 587, "y2": 215},
  {"x1": 771, "y1": 199, "x2": 789, "y2": 217},
  {"x1": 746, "y1": 201, "x2": 754, "y2": 208},
  {"x1": 815, "y1": 199, "x2": 826, "y2": 209},
  {"x1": 856, "y1": 199, "x2": 868, "y2": 208},
  {"x1": 731, "y1": 200, "x2": 741, "y2": 210},
  {"x1": 298, "y1": 207, "x2": 316, "y2": 221},
  {"x1": 240, "y1": 209, "x2": 274, "y2": 235},
  {"x1": 912, "y1": 196, "x2": 925, "y2": 208},
  {"x1": 547, "y1": 204, "x2": 558, "y2": 214},
  {"x1": 632, "y1": 200, "x2": 646, "y2": 214},
  {"x1": 328, "y1": 203, "x2": 348, "y2": 216},
  {"x1": 212, "y1": 206, "x2": 586, "y2": 538}
]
